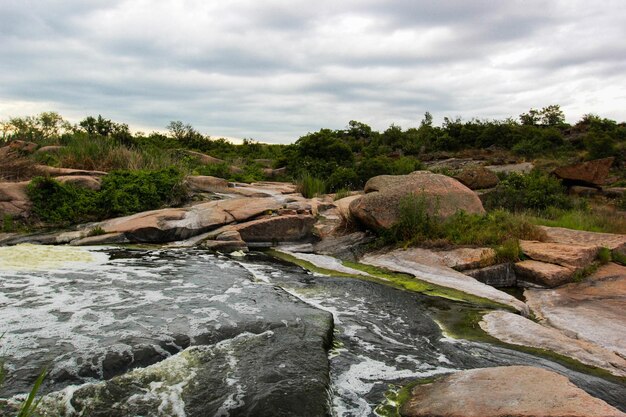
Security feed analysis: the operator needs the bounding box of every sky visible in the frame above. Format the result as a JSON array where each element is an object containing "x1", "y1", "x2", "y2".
[{"x1": 1, "y1": 0, "x2": 625, "y2": 143}]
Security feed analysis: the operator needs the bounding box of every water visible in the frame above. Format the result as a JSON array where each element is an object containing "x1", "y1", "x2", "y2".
[{"x1": 1, "y1": 245, "x2": 624, "y2": 416}]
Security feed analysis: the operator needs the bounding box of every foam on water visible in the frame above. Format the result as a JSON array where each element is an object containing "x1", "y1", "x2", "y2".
[{"x1": 0, "y1": 244, "x2": 109, "y2": 271}]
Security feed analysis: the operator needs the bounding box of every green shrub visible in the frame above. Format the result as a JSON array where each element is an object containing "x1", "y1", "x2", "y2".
[
  {"x1": 327, "y1": 167, "x2": 358, "y2": 192},
  {"x1": 87, "y1": 226, "x2": 106, "y2": 237},
  {"x1": 333, "y1": 188, "x2": 351, "y2": 201},
  {"x1": 98, "y1": 167, "x2": 187, "y2": 217},
  {"x1": 483, "y1": 171, "x2": 572, "y2": 212},
  {"x1": 612, "y1": 250, "x2": 626, "y2": 266},
  {"x1": 385, "y1": 193, "x2": 440, "y2": 243},
  {"x1": 296, "y1": 173, "x2": 326, "y2": 198},
  {"x1": 27, "y1": 177, "x2": 98, "y2": 224},
  {"x1": 495, "y1": 239, "x2": 523, "y2": 263},
  {"x1": 597, "y1": 247, "x2": 611, "y2": 264}
]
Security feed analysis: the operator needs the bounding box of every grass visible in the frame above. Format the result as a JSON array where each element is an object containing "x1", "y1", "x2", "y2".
[
  {"x1": 527, "y1": 206, "x2": 626, "y2": 234},
  {"x1": 333, "y1": 188, "x2": 351, "y2": 201},
  {"x1": 296, "y1": 172, "x2": 326, "y2": 198}
]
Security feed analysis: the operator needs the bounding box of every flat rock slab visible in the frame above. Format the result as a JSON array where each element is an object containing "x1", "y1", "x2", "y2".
[
  {"x1": 480, "y1": 311, "x2": 626, "y2": 377},
  {"x1": 539, "y1": 226, "x2": 626, "y2": 253},
  {"x1": 185, "y1": 175, "x2": 229, "y2": 192},
  {"x1": 34, "y1": 165, "x2": 107, "y2": 177},
  {"x1": 514, "y1": 259, "x2": 574, "y2": 287},
  {"x1": 400, "y1": 366, "x2": 626, "y2": 417},
  {"x1": 361, "y1": 249, "x2": 528, "y2": 315},
  {"x1": 520, "y1": 240, "x2": 598, "y2": 269},
  {"x1": 484, "y1": 162, "x2": 534, "y2": 174},
  {"x1": 232, "y1": 214, "x2": 316, "y2": 243},
  {"x1": 525, "y1": 263, "x2": 626, "y2": 358}
]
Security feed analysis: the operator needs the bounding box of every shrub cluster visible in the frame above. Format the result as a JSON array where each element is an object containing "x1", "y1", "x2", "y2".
[{"x1": 27, "y1": 167, "x2": 187, "y2": 224}]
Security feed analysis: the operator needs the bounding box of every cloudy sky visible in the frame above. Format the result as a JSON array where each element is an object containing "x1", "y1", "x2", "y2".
[{"x1": 1, "y1": 0, "x2": 625, "y2": 143}]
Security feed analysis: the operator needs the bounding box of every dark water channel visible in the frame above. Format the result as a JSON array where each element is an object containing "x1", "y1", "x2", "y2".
[{"x1": 0, "y1": 246, "x2": 624, "y2": 416}]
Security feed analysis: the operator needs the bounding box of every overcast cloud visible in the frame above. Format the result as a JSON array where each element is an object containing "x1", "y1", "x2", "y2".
[{"x1": 1, "y1": 0, "x2": 625, "y2": 143}]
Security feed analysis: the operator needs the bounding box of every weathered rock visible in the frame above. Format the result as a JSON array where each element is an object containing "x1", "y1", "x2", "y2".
[
  {"x1": 217, "y1": 197, "x2": 282, "y2": 221},
  {"x1": 0, "y1": 181, "x2": 31, "y2": 218},
  {"x1": 34, "y1": 145, "x2": 64, "y2": 155},
  {"x1": 185, "y1": 175, "x2": 229, "y2": 193},
  {"x1": 424, "y1": 158, "x2": 480, "y2": 171},
  {"x1": 569, "y1": 185, "x2": 600, "y2": 197},
  {"x1": 200, "y1": 239, "x2": 248, "y2": 252},
  {"x1": 33, "y1": 165, "x2": 107, "y2": 177},
  {"x1": 525, "y1": 262, "x2": 626, "y2": 358},
  {"x1": 55, "y1": 175, "x2": 102, "y2": 191},
  {"x1": 261, "y1": 167, "x2": 287, "y2": 177},
  {"x1": 183, "y1": 150, "x2": 225, "y2": 165},
  {"x1": 361, "y1": 249, "x2": 528, "y2": 314},
  {"x1": 0, "y1": 140, "x2": 38, "y2": 158},
  {"x1": 466, "y1": 263, "x2": 516, "y2": 287},
  {"x1": 603, "y1": 187, "x2": 626, "y2": 198},
  {"x1": 484, "y1": 162, "x2": 534, "y2": 174},
  {"x1": 439, "y1": 247, "x2": 496, "y2": 270},
  {"x1": 480, "y1": 311, "x2": 626, "y2": 377},
  {"x1": 333, "y1": 195, "x2": 361, "y2": 219},
  {"x1": 454, "y1": 166, "x2": 499, "y2": 190},
  {"x1": 350, "y1": 171, "x2": 485, "y2": 230},
  {"x1": 232, "y1": 214, "x2": 316, "y2": 244},
  {"x1": 539, "y1": 226, "x2": 626, "y2": 253},
  {"x1": 554, "y1": 157, "x2": 614, "y2": 187},
  {"x1": 400, "y1": 366, "x2": 626, "y2": 417},
  {"x1": 519, "y1": 240, "x2": 599, "y2": 269},
  {"x1": 313, "y1": 232, "x2": 374, "y2": 261},
  {"x1": 514, "y1": 259, "x2": 573, "y2": 287},
  {"x1": 70, "y1": 232, "x2": 129, "y2": 246}
]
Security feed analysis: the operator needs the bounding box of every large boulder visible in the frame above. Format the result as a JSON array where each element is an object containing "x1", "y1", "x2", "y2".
[
  {"x1": 0, "y1": 181, "x2": 31, "y2": 218},
  {"x1": 400, "y1": 366, "x2": 626, "y2": 417},
  {"x1": 553, "y1": 157, "x2": 614, "y2": 187},
  {"x1": 0, "y1": 140, "x2": 38, "y2": 158},
  {"x1": 454, "y1": 166, "x2": 499, "y2": 190},
  {"x1": 349, "y1": 171, "x2": 485, "y2": 230},
  {"x1": 231, "y1": 214, "x2": 316, "y2": 244}
]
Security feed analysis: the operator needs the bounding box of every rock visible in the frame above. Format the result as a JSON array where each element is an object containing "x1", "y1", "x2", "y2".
[
  {"x1": 33, "y1": 165, "x2": 107, "y2": 177},
  {"x1": 261, "y1": 167, "x2": 287, "y2": 177},
  {"x1": 466, "y1": 263, "x2": 516, "y2": 287},
  {"x1": 183, "y1": 150, "x2": 225, "y2": 165},
  {"x1": 569, "y1": 185, "x2": 599, "y2": 197},
  {"x1": 55, "y1": 175, "x2": 102, "y2": 191},
  {"x1": 313, "y1": 232, "x2": 374, "y2": 261},
  {"x1": 334, "y1": 194, "x2": 361, "y2": 219},
  {"x1": 229, "y1": 165, "x2": 244, "y2": 174},
  {"x1": 361, "y1": 249, "x2": 529, "y2": 314},
  {"x1": 400, "y1": 366, "x2": 626, "y2": 417},
  {"x1": 424, "y1": 158, "x2": 480, "y2": 171},
  {"x1": 484, "y1": 162, "x2": 534, "y2": 174},
  {"x1": 519, "y1": 240, "x2": 599, "y2": 269},
  {"x1": 200, "y1": 239, "x2": 248, "y2": 252},
  {"x1": 439, "y1": 247, "x2": 496, "y2": 270},
  {"x1": 514, "y1": 259, "x2": 573, "y2": 287},
  {"x1": 525, "y1": 262, "x2": 626, "y2": 358},
  {"x1": 0, "y1": 181, "x2": 31, "y2": 218},
  {"x1": 70, "y1": 232, "x2": 129, "y2": 246},
  {"x1": 603, "y1": 187, "x2": 626, "y2": 198},
  {"x1": 185, "y1": 175, "x2": 229, "y2": 193},
  {"x1": 480, "y1": 311, "x2": 626, "y2": 377},
  {"x1": 554, "y1": 157, "x2": 614, "y2": 187},
  {"x1": 539, "y1": 226, "x2": 626, "y2": 254},
  {"x1": 350, "y1": 171, "x2": 485, "y2": 230},
  {"x1": 218, "y1": 197, "x2": 282, "y2": 221},
  {"x1": 454, "y1": 166, "x2": 499, "y2": 190},
  {"x1": 232, "y1": 214, "x2": 316, "y2": 244},
  {"x1": 34, "y1": 145, "x2": 64, "y2": 155},
  {"x1": 0, "y1": 140, "x2": 37, "y2": 158}
]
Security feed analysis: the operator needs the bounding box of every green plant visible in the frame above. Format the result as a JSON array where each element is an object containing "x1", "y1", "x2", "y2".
[
  {"x1": 296, "y1": 173, "x2": 326, "y2": 198},
  {"x1": 494, "y1": 239, "x2": 523, "y2": 263},
  {"x1": 612, "y1": 250, "x2": 626, "y2": 266},
  {"x1": 597, "y1": 247, "x2": 612, "y2": 264},
  {"x1": 87, "y1": 226, "x2": 106, "y2": 237},
  {"x1": 27, "y1": 176, "x2": 98, "y2": 224},
  {"x1": 333, "y1": 188, "x2": 351, "y2": 201},
  {"x1": 16, "y1": 369, "x2": 47, "y2": 417}
]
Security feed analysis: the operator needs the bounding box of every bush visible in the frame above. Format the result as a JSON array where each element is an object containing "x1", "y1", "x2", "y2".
[
  {"x1": 296, "y1": 173, "x2": 326, "y2": 198},
  {"x1": 483, "y1": 171, "x2": 572, "y2": 212},
  {"x1": 27, "y1": 167, "x2": 188, "y2": 224},
  {"x1": 327, "y1": 167, "x2": 358, "y2": 192},
  {"x1": 27, "y1": 177, "x2": 98, "y2": 224},
  {"x1": 98, "y1": 168, "x2": 187, "y2": 217}
]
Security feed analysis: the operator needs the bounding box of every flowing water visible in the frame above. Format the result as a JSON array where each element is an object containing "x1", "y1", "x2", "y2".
[{"x1": 0, "y1": 245, "x2": 624, "y2": 416}]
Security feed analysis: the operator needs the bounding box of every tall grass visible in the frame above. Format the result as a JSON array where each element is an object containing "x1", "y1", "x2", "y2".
[
  {"x1": 297, "y1": 173, "x2": 327, "y2": 198},
  {"x1": 528, "y1": 206, "x2": 626, "y2": 234}
]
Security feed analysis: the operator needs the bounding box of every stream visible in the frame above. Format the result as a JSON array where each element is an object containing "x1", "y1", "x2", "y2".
[{"x1": 0, "y1": 245, "x2": 625, "y2": 416}]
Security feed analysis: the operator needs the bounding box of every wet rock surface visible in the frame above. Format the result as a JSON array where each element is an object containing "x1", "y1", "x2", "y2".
[
  {"x1": 400, "y1": 366, "x2": 626, "y2": 417},
  {"x1": 525, "y1": 262, "x2": 626, "y2": 359}
]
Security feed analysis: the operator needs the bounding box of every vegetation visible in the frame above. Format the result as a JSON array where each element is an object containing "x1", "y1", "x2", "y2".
[
  {"x1": 26, "y1": 168, "x2": 187, "y2": 225},
  {"x1": 296, "y1": 173, "x2": 326, "y2": 198}
]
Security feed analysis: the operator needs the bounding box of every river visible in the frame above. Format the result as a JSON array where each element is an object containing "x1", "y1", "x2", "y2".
[{"x1": 0, "y1": 245, "x2": 624, "y2": 416}]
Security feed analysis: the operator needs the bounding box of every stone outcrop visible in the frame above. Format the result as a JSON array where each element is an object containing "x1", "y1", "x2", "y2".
[
  {"x1": 55, "y1": 175, "x2": 102, "y2": 191},
  {"x1": 0, "y1": 181, "x2": 31, "y2": 218},
  {"x1": 0, "y1": 140, "x2": 37, "y2": 158},
  {"x1": 361, "y1": 249, "x2": 528, "y2": 314},
  {"x1": 484, "y1": 162, "x2": 534, "y2": 174},
  {"x1": 519, "y1": 240, "x2": 599, "y2": 269},
  {"x1": 400, "y1": 366, "x2": 626, "y2": 417},
  {"x1": 34, "y1": 145, "x2": 64, "y2": 155},
  {"x1": 183, "y1": 150, "x2": 225, "y2": 165},
  {"x1": 349, "y1": 171, "x2": 485, "y2": 230},
  {"x1": 553, "y1": 157, "x2": 614, "y2": 187},
  {"x1": 480, "y1": 311, "x2": 626, "y2": 377},
  {"x1": 525, "y1": 262, "x2": 626, "y2": 358},
  {"x1": 514, "y1": 259, "x2": 573, "y2": 287},
  {"x1": 33, "y1": 165, "x2": 107, "y2": 177},
  {"x1": 454, "y1": 166, "x2": 499, "y2": 190},
  {"x1": 539, "y1": 226, "x2": 626, "y2": 254},
  {"x1": 230, "y1": 214, "x2": 316, "y2": 244},
  {"x1": 184, "y1": 175, "x2": 229, "y2": 193}
]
